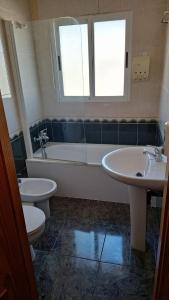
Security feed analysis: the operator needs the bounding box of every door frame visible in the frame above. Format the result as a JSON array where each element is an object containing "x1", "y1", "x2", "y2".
[{"x1": 0, "y1": 93, "x2": 38, "y2": 299}]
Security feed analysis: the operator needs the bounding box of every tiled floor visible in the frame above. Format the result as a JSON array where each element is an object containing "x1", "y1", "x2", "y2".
[{"x1": 33, "y1": 197, "x2": 161, "y2": 300}]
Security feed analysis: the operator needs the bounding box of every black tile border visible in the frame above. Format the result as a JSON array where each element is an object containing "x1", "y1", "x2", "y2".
[
  {"x1": 9, "y1": 118, "x2": 163, "y2": 175},
  {"x1": 28, "y1": 119, "x2": 163, "y2": 147},
  {"x1": 10, "y1": 131, "x2": 27, "y2": 176},
  {"x1": 10, "y1": 131, "x2": 23, "y2": 142}
]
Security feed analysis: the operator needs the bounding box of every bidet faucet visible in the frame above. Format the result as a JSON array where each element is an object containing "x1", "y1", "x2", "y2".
[{"x1": 143, "y1": 146, "x2": 163, "y2": 162}]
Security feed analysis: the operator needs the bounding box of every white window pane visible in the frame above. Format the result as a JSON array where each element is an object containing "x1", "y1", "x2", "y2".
[
  {"x1": 94, "y1": 20, "x2": 126, "y2": 96},
  {"x1": 0, "y1": 40, "x2": 11, "y2": 98},
  {"x1": 59, "y1": 24, "x2": 89, "y2": 97}
]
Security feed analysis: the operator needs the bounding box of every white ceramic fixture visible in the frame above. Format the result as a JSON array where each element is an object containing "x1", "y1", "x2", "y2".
[
  {"x1": 23, "y1": 205, "x2": 46, "y2": 260},
  {"x1": 19, "y1": 178, "x2": 57, "y2": 218},
  {"x1": 102, "y1": 146, "x2": 167, "y2": 251}
]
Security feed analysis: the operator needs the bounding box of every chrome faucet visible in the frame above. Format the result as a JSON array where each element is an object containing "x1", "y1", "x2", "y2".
[
  {"x1": 34, "y1": 129, "x2": 49, "y2": 146},
  {"x1": 34, "y1": 129, "x2": 49, "y2": 159},
  {"x1": 143, "y1": 146, "x2": 163, "y2": 162}
]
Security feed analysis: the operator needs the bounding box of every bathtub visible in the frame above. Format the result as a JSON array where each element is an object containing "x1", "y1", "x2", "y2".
[
  {"x1": 33, "y1": 142, "x2": 128, "y2": 164},
  {"x1": 26, "y1": 143, "x2": 129, "y2": 203}
]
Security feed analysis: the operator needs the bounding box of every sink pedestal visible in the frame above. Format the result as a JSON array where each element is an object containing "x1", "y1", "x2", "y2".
[{"x1": 128, "y1": 186, "x2": 147, "y2": 252}]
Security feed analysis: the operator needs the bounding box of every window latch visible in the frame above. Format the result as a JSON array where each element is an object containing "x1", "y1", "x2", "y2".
[
  {"x1": 58, "y1": 55, "x2": 62, "y2": 71},
  {"x1": 125, "y1": 52, "x2": 128, "y2": 69}
]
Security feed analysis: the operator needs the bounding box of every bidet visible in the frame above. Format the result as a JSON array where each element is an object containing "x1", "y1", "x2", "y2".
[{"x1": 19, "y1": 178, "x2": 57, "y2": 218}]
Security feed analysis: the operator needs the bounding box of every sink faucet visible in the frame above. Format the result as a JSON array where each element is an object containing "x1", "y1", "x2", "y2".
[{"x1": 143, "y1": 146, "x2": 163, "y2": 162}]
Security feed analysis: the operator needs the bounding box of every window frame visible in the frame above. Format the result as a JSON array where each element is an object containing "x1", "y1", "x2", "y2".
[
  {"x1": 53, "y1": 18, "x2": 90, "y2": 102},
  {"x1": 53, "y1": 12, "x2": 132, "y2": 102}
]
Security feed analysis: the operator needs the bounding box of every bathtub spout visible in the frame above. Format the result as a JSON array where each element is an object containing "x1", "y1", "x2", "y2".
[{"x1": 41, "y1": 147, "x2": 47, "y2": 159}]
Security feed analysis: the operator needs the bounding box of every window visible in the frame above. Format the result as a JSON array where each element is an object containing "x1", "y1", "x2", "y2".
[
  {"x1": 94, "y1": 20, "x2": 126, "y2": 96},
  {"x1": 54, "y1": 12, "x2": 132, "y2": 101},
  {"x1": 59, "y1": 24, "x2": 90, "y2": 97},
  {"x1": 0, "y1": 38, "x2": 11, "y2": 98}
]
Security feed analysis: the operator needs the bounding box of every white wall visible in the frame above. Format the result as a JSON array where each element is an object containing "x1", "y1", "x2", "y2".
[
  {"x1": 0, "y1": 0, "x2": 43, "y2": 137},
  {"x1": 32, "y1": 0, "x2": 166, "y2": 120},
  {"x1": 0, "y1": 0, "x2": 31, "y2": 137},
  {"x1": 0, "y1": 0, "x2": 30, "y2": 22},
  {"x1": 159, "y1": 23, "x2": 169, "y2": 138},
  {"x1": 1, "y1": 0, "x2": 167, "y2": 139}
]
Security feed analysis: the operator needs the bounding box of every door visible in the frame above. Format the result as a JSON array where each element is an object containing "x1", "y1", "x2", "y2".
[{"x1": 0, "y1": 93, "x2": 38, "y2": 299}]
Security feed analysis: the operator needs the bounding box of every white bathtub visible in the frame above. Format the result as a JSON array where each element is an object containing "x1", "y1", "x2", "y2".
[
  {"x1": 33, "y1": 142, "x2": 127, "y2": 164},
  {"x1": 27, "y1": 143, "x2": 129, "y2": 203}
]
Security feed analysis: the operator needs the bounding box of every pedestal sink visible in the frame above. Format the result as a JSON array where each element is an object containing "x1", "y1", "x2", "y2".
[{"x1": 102, "y1": 146, "x2": 167, "y2": 252}]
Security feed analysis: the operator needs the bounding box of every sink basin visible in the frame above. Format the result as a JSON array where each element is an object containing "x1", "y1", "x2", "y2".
[
  {"x1": 102, "y1": 146, "x2": 167, "y2": 252},
  {"x1": 102, "y1": 146, "x2": 167, "y2": 191}
]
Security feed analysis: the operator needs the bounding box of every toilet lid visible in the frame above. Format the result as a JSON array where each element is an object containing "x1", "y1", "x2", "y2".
[{"x1": 23, "y1": 205, "x2": 46, "y2": 235}]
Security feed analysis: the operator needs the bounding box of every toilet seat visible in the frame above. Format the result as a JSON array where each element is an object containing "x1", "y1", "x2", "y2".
[{"x1": 23, "y1": 205, "x2": 46, "y2": 242}]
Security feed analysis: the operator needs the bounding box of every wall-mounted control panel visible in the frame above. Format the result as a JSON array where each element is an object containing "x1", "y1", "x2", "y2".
[{"x1": 132, "y1": 55, "x2": 150, "y2": 81}]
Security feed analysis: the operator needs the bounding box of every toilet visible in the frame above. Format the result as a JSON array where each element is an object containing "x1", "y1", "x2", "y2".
[
  {"x1": 19, "y1": 178, "x2": 57, "y2": 218},
  {"x1": 23, "y1": 205, "x2": 46, "y2": 260}
]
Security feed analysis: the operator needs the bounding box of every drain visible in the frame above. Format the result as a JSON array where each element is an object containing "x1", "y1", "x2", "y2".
[{"x1": 136, "y1": 172, "x2": 143, "y2": 177}]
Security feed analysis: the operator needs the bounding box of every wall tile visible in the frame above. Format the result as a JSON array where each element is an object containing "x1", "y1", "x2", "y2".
[
  {"x1": 52, "y1": 121, "x2": 85, "y2": 143},
  {"x1": 52, "y1": 122, "x2": 65, "y2": 142},
  {"x1": 119, "y1": 123, "x2": 138, "y2": 145},
  {"x1": 102, "y1": 123, "x2": 118, "y2": 144},
  {"x1": 62, "y1": 122, "x2": 85, "y2": 143},
  {"x1": 138, "y1": 124, "x2": 157, "y2": 146},
  {"x1": 30, "y1": 125, "x2": 40, "y2": 152},
  {"x1": 38, "y1": 120, "x2": 46, "y2": 132},
  {"x1": 84, "y1": 122, "x2": 101, "y2": 144},
  {"x1": 45, "y1": 121, "x2": 53, "y2": 141},
  {"x1": 11, "y1": 134, "x2": 27, "y2": 174},
  {"x1": 156, "y1": 127, "x2": 163, "y2": 146},
  {"x1": 29, "y1": 119, "x2": 161, "y2": 150}
]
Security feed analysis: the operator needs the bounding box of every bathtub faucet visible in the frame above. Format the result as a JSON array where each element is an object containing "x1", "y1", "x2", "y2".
[
  {"x1": 39, "y1": 129, "x2": 49, "y2": 143},
  {"x1": 34, "y1": 129, "x2": 49, "y2": 159}
]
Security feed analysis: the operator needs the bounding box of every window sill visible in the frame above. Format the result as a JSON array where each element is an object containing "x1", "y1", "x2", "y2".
[{"x1": 59, "y1": 95, "x2": 130, "y2": 103}]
